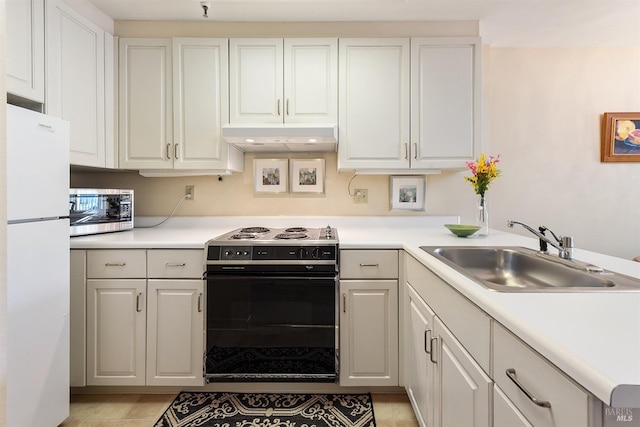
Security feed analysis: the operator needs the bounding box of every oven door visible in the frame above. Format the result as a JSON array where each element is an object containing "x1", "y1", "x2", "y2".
[{"x1": 205, "y1": 273, "x2": 338, "y2": 382}]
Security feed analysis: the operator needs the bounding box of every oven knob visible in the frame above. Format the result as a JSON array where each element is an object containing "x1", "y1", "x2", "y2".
[
  {"x1": 312, "y1": 247, "x2": 321, "y2": 259},
  {"x1": 235, "y1": 251, "x2": 242, "y2": 256},
  {"x1": 296, "y1": 248, "x2": 308, "y2": 259},
  {"x1": 224, "y1": 250, "x2": 232, "y2": 257},
  {"x1": 243, "y1": 251, "x2": 249, "y2": 256}
]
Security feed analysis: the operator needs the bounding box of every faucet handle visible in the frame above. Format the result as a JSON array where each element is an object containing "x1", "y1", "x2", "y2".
[{"x1": 561, "y1": 235, "x2": 574, "y2": 248}]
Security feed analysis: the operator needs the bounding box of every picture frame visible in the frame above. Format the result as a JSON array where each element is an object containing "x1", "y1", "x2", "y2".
[
  {"x1": 390, "y1": 176, "x2": 426, "y2": 211},
  {"x1": 290, "y1": 159, "x2": 325, "y2": 194},
  {"x1": 601, "y1": 112, "x2": 640, "y2": 162},
  {"x1": 254, "y1": 159, "x2": 288, "y2": 193}
]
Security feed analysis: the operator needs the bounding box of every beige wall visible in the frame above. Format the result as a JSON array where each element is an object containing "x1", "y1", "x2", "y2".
[
  {"x1": 72, "y1": 152, "x2": 461, "y2": 217},
  {"x1": 73, "y1": 21, "x2": 640, "y2": 259},
  {"x1": 0, "y1": 0, "x2": 8, "y2": 423}
]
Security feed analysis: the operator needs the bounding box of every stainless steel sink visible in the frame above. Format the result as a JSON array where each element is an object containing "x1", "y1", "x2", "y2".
[{"x1": 420, "y1": 246, "x2": 640, "y2": 292}]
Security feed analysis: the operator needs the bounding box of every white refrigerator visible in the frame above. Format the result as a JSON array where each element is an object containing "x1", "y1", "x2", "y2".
[{"x1": 6, "y1": 105, "x2": 70, "y2": 427}]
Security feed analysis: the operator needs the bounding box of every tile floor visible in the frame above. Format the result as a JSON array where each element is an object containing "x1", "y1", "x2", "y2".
[{"x1": 59, "y1": 392, "x2": 419, "y2": 427}]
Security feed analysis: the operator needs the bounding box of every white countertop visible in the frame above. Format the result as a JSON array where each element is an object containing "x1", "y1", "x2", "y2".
[{"x1": 70, "y1": 216, "x2": 640, "y2": 407}]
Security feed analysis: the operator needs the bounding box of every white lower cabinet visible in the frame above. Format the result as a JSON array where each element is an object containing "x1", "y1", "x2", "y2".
[
  {"x1": 433, "y1": 316, "x2": 491, "y2": 427},
  {"x1": 146, "y1": 280, "x2": 203, "y2": 386},
  {"x1": 406, "y1": 282, "x2": 491, "y2": 427},
  {"x1": 81, "y1": 249, "x2": 205, "y2": 387},
  {"x1": 493, "y1": 321, "x2": 597, "y2": 427},
  {"x1": 339, "y1": 250, "x2": 399, "y2": 386},
  {"x1": 339, "y1": 279, "x2": 398, "y2": 386},
  {"x1": 87, "y1": 279, "x2": 147, "y2": 385}
]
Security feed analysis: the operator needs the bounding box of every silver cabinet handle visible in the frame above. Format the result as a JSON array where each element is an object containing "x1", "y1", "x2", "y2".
[
  {"x1": 359, "y1": 263, "x2": 379, "y2": 267},
  {"x1": 424, "y1": 329, "x2": 432, "y2": 354},
  {"x1": 413, "y1": 143, "x2": 418, "y2": 159},
  {"x1": 105, "y1": 262, "x2": 126, "y2": 267},
  {"x1": 165, "y1": 262, "x2": 186, "y2": 267},
  {"x1": 286, "y1": 99, "x2": 289, "y2": 116},
  {"x1": 429, "y1": 337, "x2": 437, "y2": 363},
  {"x1": 38, "y1": 123, "x2": 55, "y2": 132},
  {"x1": 277, "y1": 99, "x2": 281, "y2": 116},
  {"x1": 197, "y1": 292, "x2": 203, "y2": 312},
  {"x1": 136, "y1": 292, "x2": 144, "y2": 312},
  {"x1": 505, "y1": 368, "x2": 552, "y2": 408},
  {"x1": 174, "y1": 143, "x2": 179, "y2": 160},
  {"x1": 342, "y1": 293, "x2": 346, "y2": 313},
  {"x1": 166, "y1": 143, "x2": 171, "y2": 160},
  {"x1": 404, "y1": 143, "x2": 409, "y2": 160}
]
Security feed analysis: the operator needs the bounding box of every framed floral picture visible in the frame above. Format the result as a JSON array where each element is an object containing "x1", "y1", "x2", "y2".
[
  {"x1": 601, "y1": 112, "x2": 640, "y2": 162},
  {"x1": 390, "y1": 176, "x2": 426, "y2": 211},
  {"x1": 290, "y1": 159, "x2": 325, "y2": 193},
  {"x1": 254, "y1": 159, "x2": 288, "y2": 193}
]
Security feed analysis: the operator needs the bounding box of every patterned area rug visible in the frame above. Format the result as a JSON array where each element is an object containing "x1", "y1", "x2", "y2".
[{"x1": 154, "y1": 392, "x2": 376, "y2": 427}]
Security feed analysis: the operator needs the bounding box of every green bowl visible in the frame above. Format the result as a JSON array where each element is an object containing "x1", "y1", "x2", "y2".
[{"x1": 444, "y1": 224, "x2": 481, "y2": 238}]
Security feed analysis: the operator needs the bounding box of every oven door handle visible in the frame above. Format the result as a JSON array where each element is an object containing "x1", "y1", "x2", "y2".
[{"x1": 203, "y1": 273, "x2": 338, "y2": 281}]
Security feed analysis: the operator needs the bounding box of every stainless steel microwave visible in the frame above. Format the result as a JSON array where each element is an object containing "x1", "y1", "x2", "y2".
[{"x1": 69, "y1": 189, "x2": 134, "y2": 236}]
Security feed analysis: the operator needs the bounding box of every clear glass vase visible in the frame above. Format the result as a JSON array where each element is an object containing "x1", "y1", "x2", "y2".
[{"x1": 476, "y1": 195, "x2": 489, "y2": 236}]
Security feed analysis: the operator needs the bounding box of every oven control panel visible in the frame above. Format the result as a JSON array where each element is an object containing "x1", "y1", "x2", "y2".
[{"x1": 211, "y1": 245, "x2": 337, "y2": 261}]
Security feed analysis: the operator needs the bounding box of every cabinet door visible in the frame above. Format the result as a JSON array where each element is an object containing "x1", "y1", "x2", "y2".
[
  {"x1": 338, "y1": 38, "x2": 410, "y2": 170},
  {"x1": 146, "y1": 280, "x2": 204, "y2": 386},
  {"x1": 411, "y1": 38, "x2": 481, "y2": 169},
  {"x1": 406, "y1": 284, "x2": 436, "y2": 427},
  {"x1": 339, "y1": 279, "x2": 398, "y2": 386},
  {"x1": 433, "y1": 317, "x2": 491, "y2": 427},
  {"x1": 6, "y1": 0, "x2": 45, "y2": 102},
  {"x1": 86, "y1": 279, "x2": 146, "y2": 386},
  {"x1": 284, "y1": 39, "x2": 337, "y2": 124},
  {"x1": 173, "y1": 38, "x2": 232, "y2": 170},
  {"x1": 229, "y1": 38, "x2": 283, "y2": 124},
  {"x1": 494, "y1": 385, "x2": 534, "y2": 427},
  {"x1": 119, "y1": 38, "x2": 173, "y2": 169},
  {"x1": 46, "y1": 0, "x2": 106, "y2": 168}
]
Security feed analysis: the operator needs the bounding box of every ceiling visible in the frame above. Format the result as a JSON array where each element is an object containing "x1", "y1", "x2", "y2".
[{"x1": 86, "y1": 0, "x2": 640, "y2": 46}]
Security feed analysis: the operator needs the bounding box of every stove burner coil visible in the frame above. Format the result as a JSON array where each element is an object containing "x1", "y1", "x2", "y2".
[
  {"x1": 240, "y1": 227, "x2": 270, "y2": 234},
  {"x1": 230, "y1": 233, "x2": 258, "y2": 240},
  {"x1": 274, "y1": 233, "x2": 308, "y2": 240},
  {"x1": 285, "y1": 227, "x2": 308, "y2": 233}
]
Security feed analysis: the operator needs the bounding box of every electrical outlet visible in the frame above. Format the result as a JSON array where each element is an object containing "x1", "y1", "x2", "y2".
[
  {"x1": 185, "y1": 185, "x2": 195, "y2": 200},
  {"x1": 354, "y1": 189, "x2": 368, "y2": 203}
]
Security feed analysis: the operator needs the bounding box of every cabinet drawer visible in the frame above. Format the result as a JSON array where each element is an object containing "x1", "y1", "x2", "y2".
[
  {"x1": 493, "y1": 322, "x2": 592, "y2": 427},
  {"x1": 340, "y1": 250, "x2": 398, "y2": 279},
  {"x1": 87, "y1": 250, "x2": 146, "y2": 278},
  {"x1": 148, "y1": 249, "x2": 204, "y2": 279}
]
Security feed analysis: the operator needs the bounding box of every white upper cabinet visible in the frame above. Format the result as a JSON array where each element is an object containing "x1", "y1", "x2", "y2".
[
  {"x1": 46, "y1": 0, "x2": 116, "y2": 168},
  {"x1": 229, "y1": 38, "x2": 337, "y2": 124},
  {"x1": 6, "y1": 0, "x2": 45, "y2": 103},
  {"x1": 411, "y1": 37, "x2": 481, "y2": 169},
  {"x1": 338, "y1": 38, "x2": 411, "y2": 170},
  {"x1": 338, "y1": 37, "x2": 481, "y2": 172},
  {"x1": 119, "y1": 38, "x2": 242, "y2": 172}
]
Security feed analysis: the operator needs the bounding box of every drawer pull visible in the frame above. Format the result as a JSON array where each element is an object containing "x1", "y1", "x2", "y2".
[
  {"x1": 505, "y1": 368, "x2": 552, "y2": 408},
  {"x1": 165, "y1": 262, "x2": 187, "y2": 267},
  {"x1": 424, "y1": 329, "x2": 432, "y2": 354},
  {"x1": 359, "y1": 263, "x2": 379, "y2": 267},
  {"x1": 197, "y1": 293, "x2": 203, "y2": 312},
  {"x1": 136, "y1": 292, "x2": 144, "y2": 312},
  {"x1": 105, "y1": 262, "x2": 126, "y2": 267}
]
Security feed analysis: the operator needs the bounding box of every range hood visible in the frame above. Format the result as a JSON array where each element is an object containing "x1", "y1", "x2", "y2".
[{"x1": 222, "y1": 124, "x2": 337, "y2": 152}]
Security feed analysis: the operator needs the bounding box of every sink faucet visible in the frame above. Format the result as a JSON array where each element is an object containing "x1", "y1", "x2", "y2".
[{"x1": 507, "y1": 220, "x2": 574, "y2": 260}]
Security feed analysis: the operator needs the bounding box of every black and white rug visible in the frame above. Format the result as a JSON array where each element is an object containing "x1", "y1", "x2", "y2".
[{"x1": 154, "y1": 392, "x2": 376, "y2": 427}]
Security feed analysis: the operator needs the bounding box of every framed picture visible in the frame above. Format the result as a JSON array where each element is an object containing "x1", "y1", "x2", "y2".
[
  {"x1": 390, "y1": 176, "x2": 426, "y2": 211},
  {"x1": 290, "y1": 159, "x2": 325, "y2": 193},
  {"x1": 601, "y1": 112, "x2": 640, "y2": 162},
  {"x1": 254, "y1": 159, "x2": 288, "y2": 193}
]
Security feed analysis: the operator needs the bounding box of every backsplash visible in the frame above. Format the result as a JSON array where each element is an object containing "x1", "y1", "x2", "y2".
[{"x1": 71, "y1": 152, "x2": 472, "y2": 218}]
